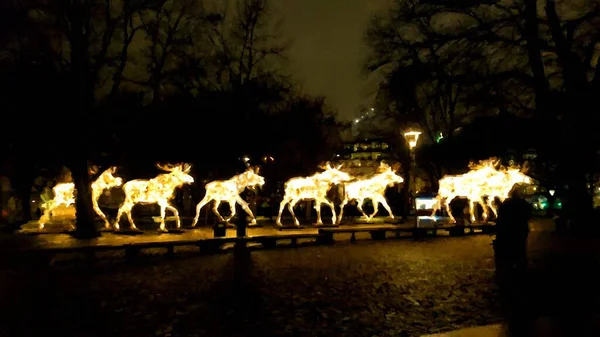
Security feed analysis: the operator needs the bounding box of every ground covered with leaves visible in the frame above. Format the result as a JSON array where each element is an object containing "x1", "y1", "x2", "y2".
[{"x1": 0, "y1": 235, "x2": 510, "y2": 337}]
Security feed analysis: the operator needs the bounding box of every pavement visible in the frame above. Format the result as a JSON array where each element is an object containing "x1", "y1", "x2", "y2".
[{"x1": 1, "y1": 216, "x2": 599, "y2": 336}]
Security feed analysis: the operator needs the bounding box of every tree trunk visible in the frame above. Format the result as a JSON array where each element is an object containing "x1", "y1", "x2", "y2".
[
  {"x1": 69, "y1": 0, "x2": 98, "y2": 238},
  {"x1": 15, "y1": 181, "x2": 32, "y2": 226}
]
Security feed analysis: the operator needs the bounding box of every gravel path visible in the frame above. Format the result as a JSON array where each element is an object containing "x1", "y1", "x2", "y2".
[{"x1": 0, "y1": 235, "x2": 504, "y2": 337}]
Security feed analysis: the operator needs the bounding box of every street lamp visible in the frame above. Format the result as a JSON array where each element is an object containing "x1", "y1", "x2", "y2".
[
  {"x1": 404, "y1": 131, "x2": 422, "y2": 151},
  {"x1": 403, "y1": 130, "x2": 422, "y2": 216}
]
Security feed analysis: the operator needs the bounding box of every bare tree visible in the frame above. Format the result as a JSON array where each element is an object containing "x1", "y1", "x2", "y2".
[
  {"x1": 204, "y1": 0, "x2": 288, "y2": 90},
  {"x1": 365, "y1": 1, "x2": 491, "y2": 147}
]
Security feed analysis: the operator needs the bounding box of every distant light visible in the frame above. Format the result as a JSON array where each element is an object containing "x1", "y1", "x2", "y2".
[
  {"x1": 370, "y1": 108, "x2": 375, "y2": 111},
  {"x1": 549, "y1": 189, "x2": 555, "y2": 196},
  {"x1": 354, "y1": 119, "x2": 360, "y2": 124}
]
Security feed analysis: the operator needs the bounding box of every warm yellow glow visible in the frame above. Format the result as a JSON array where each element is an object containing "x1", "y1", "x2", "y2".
[
  {"x1": 39, "y1": 183, "x2": 75, "y2": 228},
  {"x1": 91, "y1": 167, "x2": 124, "y2": 228},
  {"x1": 415, "y1": 197, "x2": 439, "y2": 210},
  {"x1": 191, "y1": 167, "x2": 265, "y2": 226},
  {"x1": 431, "y1": 158, "x2": 532, "y2": 223},
  {"x1": 38, "y1": 166, "x2": 123, "y2": 229},
  {"x1": 115, "y1": 163, "x2": 194, "y2": 231},
  {"x1": 337, "y1": 162, "x2": 403, "y2": 223},
  {"x1": 404, "y1": 130, "x2": 422, "y2": 149},
  {"x1": 276, "y1": 162, "x2": 352, "y2": 226}
]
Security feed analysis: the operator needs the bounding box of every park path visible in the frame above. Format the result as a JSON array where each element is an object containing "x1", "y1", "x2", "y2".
[{"x1": 1, "y1": 222, "x2": 600, "y2": 337}]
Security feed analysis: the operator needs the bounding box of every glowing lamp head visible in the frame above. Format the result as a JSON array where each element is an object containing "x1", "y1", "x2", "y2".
[{"x1": 403, "y1": 130, "x2": 422, "y2": 150}]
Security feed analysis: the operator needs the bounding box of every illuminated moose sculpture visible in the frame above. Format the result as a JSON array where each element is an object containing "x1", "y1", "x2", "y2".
[
  {"x1": 337, "y1": 162, "x2": 404, "y2": 224},
  {"x1": 38, "y1": 166, "x2": 123, "y2": 229},
  {"x1": 431, "y1": 159, "x2": 532, "y2": 223},
  {"x1": 276, "y1": 162, "x2": 352, "y2": 227},
  {"x1": 191, "y1": 167, "x2": 265, "y2": 226},
  {"x1": 91, "y1": 166, "x2": 124, "y2": 228},
  {"x1": 114, "y1": 163, "x2": 194, "y2": 231}
]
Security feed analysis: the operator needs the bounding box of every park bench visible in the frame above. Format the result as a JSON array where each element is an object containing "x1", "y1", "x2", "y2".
[
  {"x1": 252, "y1": 233, "x2": 320, "y2": 249},
  {"x1": 317, "y1": 225, "x2": 420, "y2": 244},
  {"x1": 18, "y1": 233, "x2": 323, "y2": 266}
]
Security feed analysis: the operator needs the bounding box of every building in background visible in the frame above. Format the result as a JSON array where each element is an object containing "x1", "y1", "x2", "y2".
[{"x1": 333, "y1": 138, "x2": 399, "y2": 177}]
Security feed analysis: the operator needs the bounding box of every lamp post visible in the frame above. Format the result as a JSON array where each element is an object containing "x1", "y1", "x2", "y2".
[{"x1": 403, "y1": 130, "x2": 422, "y2": 214}]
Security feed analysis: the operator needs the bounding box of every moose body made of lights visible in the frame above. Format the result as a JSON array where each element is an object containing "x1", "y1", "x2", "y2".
[
  {"x1": 276, "y1": 163, "x2": 352, "y2": 227},
  {"x1": 431, "y1": 159, "x2": 532, "y2": 223},
  {"x1": 114, "y1": 163, "x2": 194, "y2": 231},
  {"x1": 191, "y1": 167, "x2": 265, "y2": 226},
  {"x1": 91, "y1": 166, "x2": 124, "y2": 228},
  {"x1": 337, "y1": 162, "x2": 404, "y2": 224},
  {"x1": 38, "y1": 166, "x2": 123, "y2": 229}
]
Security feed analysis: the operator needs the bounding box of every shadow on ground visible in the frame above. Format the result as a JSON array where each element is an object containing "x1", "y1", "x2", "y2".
[{"x1": 0, "y1": 234, "x2": 599, "y2": 336}]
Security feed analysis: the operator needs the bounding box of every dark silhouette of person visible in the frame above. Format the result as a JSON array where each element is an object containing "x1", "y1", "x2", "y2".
[
  {"x1": 494, "y1": 183, "x2": 534, "y2": 336},
  {"x1": 495, "y1": 184, "x2": 532, "y2": 273}
]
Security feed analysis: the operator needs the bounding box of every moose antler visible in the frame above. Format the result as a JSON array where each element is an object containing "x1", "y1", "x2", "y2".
[
  {"x1": 182, "y1": 163, "x2": 192, "y2": 173},
  {"x1": 156, "y1": 163, "x2": 177, "y2": 172},
  {"x1": 319, "y1": 161, "x2": 333, "y2": 170},
  {"x1": 88, "y1": 165, "x2": 99, "y2": 175},
  {"x1": 391, "y1": 162, "x2": 401, "y2": 172},
  {"x1": 379, "y1": 162, "x2": 391, "y2": 170}
]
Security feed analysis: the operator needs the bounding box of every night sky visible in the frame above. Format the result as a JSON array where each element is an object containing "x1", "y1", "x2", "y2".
[{"x1": 277, "y1": 0, "x2": 393, "y2": 121}]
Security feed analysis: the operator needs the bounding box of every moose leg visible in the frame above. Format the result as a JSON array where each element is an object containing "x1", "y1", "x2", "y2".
[
  {"x1": 468, "y1": 199, "x2": 477, "y2": 223},
  {"x1": 191, "y1": 196, "x2": 211, "y2": 227},
  {"x1": 39, "y1": 206, "x2": 52, "y2": 229},
  {"x1": 356, "y1": 199, "x2": 369, "y2": 220},
  {"x1": 125, "y1": 207, "x2": 138, "y2": 230},
  {"x1": 370, "y1": 198, "x2": 380, "y2": 220},
  {"x1": 314, "y1": 201, "x2": 323, "y2": 225},
  {"x1": 165, "y1": 204, "x2": 181, "y2": 229},
  {"x1": 114, "y1": 203, "x2": 132, "y2": 231},
  {"x1": 226, "y1": 200, "x2": 236, "y2": 223},
  {"x1": 486, "y1": 197, "x2": 498, "y2": 219},
  {"x1": 477, "y1": 197, "x2": 488, "y2": 222},
  {"x1": 319, "y1": 198, "x2": 337, "y2": 225},
  {"x1": 91, "y1": 191, "x2": 110, "y2": 229},
  {"x1": 158, "y1": 204, "x2": 168, "y2": 232},
  {"x1": 337, "y1": 197, "x2": 348, "y2": 225},
  {"x1": 431, "y1": 197, "x2": 441, "y2": 216},
  {"x1": 377, "y1": 195, "x2": 395, "y2": 219},
  {"x1": 235, "y1": 196, "x2": 257, "y2": 225},
  {"x1": 444, "y1": 195, "x2": 457, "y2": 223},
  {"x1": 276, "y1": 198, "x2": 291, "y2": 226},
  {"x1": 212, "y1": 200, "x2": 227, "y2": 223},
  {"x1": 288, "y1": 199, "x2": 300, "y2": 226}
]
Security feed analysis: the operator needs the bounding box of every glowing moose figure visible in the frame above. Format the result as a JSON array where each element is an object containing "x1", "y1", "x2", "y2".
[
  {"x1": 38, "y1": 166, "x2": 123, "y2": 229},
  {"x1": 276, "y1": 162, "x2": 352, "y2": 227},
  {"x1": 39, "y1": 182, "x2": 76, "y2": 229},
  {"x1": 479, "y1": 166, "x2": 533, "y2": 219},
  {"x1": 431, "y1": 159, "x2": 532, "y2": 223},
  {"x1": 114, "y1": 163, "x2": 194, "y2": 231},
  {"x1": 91, "y1": 166, "x2": 124, "y2": 228},
  {"x1": 191, "y1": 167, "x2": 265, "y2": 226},
  {"x1": 337, "y1": 162, "x2": 404, "y2": 224}
]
